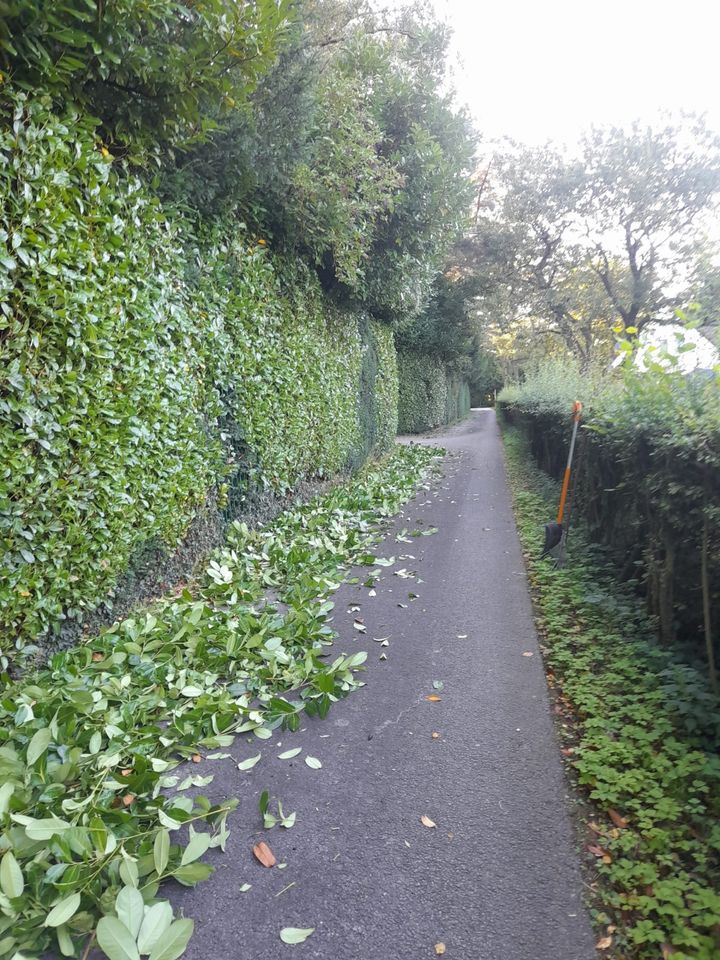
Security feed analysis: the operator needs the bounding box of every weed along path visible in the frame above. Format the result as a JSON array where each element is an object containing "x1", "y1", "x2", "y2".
[{"x1": 166, "y1": 409, "x2": 596, "y2": 960}]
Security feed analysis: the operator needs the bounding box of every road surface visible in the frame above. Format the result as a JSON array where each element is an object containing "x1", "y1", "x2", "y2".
[{"x1": 168, "y1": 408, "x2": 596, "y2": 960}]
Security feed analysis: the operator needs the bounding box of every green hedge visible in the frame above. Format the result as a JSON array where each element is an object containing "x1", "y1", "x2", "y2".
[
  {"x1": 498, "y1": 360, "x2": 720, "y2": 674},
  {"x1": 396, "y1": 350, "x2": 470, "y2": 433},
  {"x1": 0, "y1": 90, "x2": 398, "y2": 662}
]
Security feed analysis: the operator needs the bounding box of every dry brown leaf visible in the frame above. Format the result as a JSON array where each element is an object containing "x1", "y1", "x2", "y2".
[
  {"x1": 92, "y1": 652, "x2": 104, "y2": 662},
  {"x1": 191, "y1": 753, "x2": 202, "y2": 763},
  {"x1": 426, "y1": 694, "x2": 441, "y2": 702},
  {"x1": 587, "y1": 844, "x2": 608, "y2": 858},
  {"x1": 121, "y1": 793, "x2": 135, "y2": 807},
  {"x1": 595, "y1": 936, "x2": 613, "y2": 950},
  {"x1": 587, "y1": 821, "x2": 606, "y2": 836},
  {"x1": 253, "y1": 841, "x2": 276, "y2": 868},
  {"x1": 120, "y1": 768, "x2": 133, "y2": 777},
  {"x1": 434, "y1": 944, "x2": 446, "y2": 955},
  {"x1": 521, "y1": 651, "x2": 533, "y2": 657},
  {"x1": 431, "y1": 732, "x2": 440, "y2": 739},
  {"x1": 662, "y1": 944, "x2": 679, "y2": 958},
  {"x1": 420, "y1": 815, "x2": 436, "y2": 828},
  {"x1": 607, "y1": 808, "x2": 628, "y2": 829}
]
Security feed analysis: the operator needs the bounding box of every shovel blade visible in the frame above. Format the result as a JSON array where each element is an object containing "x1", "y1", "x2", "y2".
[{"x1": 541, "y1": 521, "x2": 563, "y2": 558}]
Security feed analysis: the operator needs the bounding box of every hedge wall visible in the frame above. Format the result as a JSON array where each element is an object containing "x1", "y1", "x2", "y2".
[
  {"x1": 396, "y1": 350, "x2": 470, "y2": 434},
  {"x1": 498, "y1": 362, "x2": 720, "y2": 676},
  {"x1": 0, "y1": 91, "x2": 398, "y2": 660}
]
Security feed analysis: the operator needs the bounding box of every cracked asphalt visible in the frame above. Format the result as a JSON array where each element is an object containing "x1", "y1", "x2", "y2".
[{"x1": 165, "y1": 408, "x2": 597, "y2": 960}]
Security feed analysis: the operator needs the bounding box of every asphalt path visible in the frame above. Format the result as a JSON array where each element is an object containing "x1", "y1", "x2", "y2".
[{"x1": 166, "y1": 408, "x2": 596, "y2": 960}]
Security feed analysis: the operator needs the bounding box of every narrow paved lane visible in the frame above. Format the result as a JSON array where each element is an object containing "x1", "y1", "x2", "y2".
[{"x1": 172, "y1": 409, "x2": 596, "y2": 959}]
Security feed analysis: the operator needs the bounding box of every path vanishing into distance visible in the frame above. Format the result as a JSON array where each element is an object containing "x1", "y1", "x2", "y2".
[{"x1": 167, "y1": 409, "x2": 597, "y2": 960}]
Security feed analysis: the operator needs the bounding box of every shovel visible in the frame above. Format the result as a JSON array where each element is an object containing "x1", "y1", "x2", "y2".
[{"x1": 541, "y1": 401, "x2": 583, "y2": 559}]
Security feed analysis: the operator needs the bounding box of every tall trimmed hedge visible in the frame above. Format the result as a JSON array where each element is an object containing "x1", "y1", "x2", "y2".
[
  {"x1": 397, "y1": 351, "x2": 470, "y2": 433},
  {"x1": 498, "y1": 361, "x2": 720, "y2": 674},
  {"x1": 0, "y1": 91, "x2": 398, "y2": 659}
]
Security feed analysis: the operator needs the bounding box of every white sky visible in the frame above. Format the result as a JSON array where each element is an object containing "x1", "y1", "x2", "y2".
[{"x1": 432, "y1": 0, "x2": 720, "y2": 147}]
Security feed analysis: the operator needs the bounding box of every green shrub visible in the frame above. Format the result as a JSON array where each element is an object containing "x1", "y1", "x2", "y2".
[
  {"x1": 0, "y1": 89, "x2": 399, "y2": 664},
  {"x1": 498, "y1": 357, "x2": 720, "y2": 673},
  {"x1": 396, "y1": 350, "x2": 469, "y2": 433}
]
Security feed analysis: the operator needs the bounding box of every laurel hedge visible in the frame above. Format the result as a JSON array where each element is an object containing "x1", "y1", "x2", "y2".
[
  {"x1": 396, "y1": 350, "x2": 470, "y2": 433},
  {"x1": 0, "y1": 90, "x2": 398, "y2": 665}
]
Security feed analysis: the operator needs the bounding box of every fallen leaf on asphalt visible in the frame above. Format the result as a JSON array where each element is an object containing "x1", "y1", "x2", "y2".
[
  {"x1": 397, "y1": 602, "x2": 408, "y2": 608},
  {"x1": 373, "y1": 636, "x2": 390, "y2": 643},
  {"x1": 239, "y1": 883, "x2": 252, "y2": 892},
  {"x1": 607, "y1": 808, "x2": 628, "y2": 829},
  {"x1": 596, "y1": 936, "x2": 613, "y2": 950},
  {"x1": 278, "y1": 748, "x2": 302, "y2": 760},
  {"x1": 432, "y1": 680, "x2": 444, "y2": 690},
  {"x1": 431, "y1": 732, "x2": 440, "y2": 739},
  {"x1": 253, "y1": 842, "x2": 276, "y2": 867},
  {"x1": 191, "y1": 754, "x2": 202, "y2": 763},
  {"x1": 348, "y1": 604, "x2": 361, "y2": 612},
  {"x1": 353, "y1": 620, "x2": 366, "y2": 633},
  {"x1": 304, "y1": 756, "x2": 322, "y2": 769},
  {"x1": 522, "y1": 651, "x2": 533, "y2": 657},
  {"x1": 368, "y1": 589, "x2": 377, "y2": 597},
  {"x1": 426, "y1": 694, "x2": 441, "y2": 702},
  {"x1": 435, "y1": 944, "x2": 446, "y2": 955},
  {"x1": 238, "y1": 753, "x2": 261, "y2": 770},
  {"x1": 379, "y1": 653, "x2": 387, "y2": 661},
  {"x1": 420, "y1": 815, "x2": 436, "y2": 828},
  {"x1": 280, "y1": 927, "x2": 314, "y2": 944}
]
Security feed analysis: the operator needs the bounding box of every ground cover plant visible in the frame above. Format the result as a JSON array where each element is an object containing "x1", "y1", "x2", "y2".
[
  {"x1": 0, "y1": 444, "x2": 441, "y2": 960},
  {"x1": 502, "y1": 425, "x2": 720, "y2": 960}
]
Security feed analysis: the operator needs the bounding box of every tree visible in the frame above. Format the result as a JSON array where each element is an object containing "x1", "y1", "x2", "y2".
[
  {"x1": 0, "y1": 0, "x2": 293, "y2": 156},
  {"x1": 580, "y1": 118, "x2": 720, "y2": 333},
  {"x1": 473, "y1": 118, "x2": 720, "y2": 372}
]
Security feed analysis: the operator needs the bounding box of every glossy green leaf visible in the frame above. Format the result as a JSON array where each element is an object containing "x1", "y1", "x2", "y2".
[
  {"x1": 279, "y1": 927, "x2": 315, "y2": 944},
  {"x1": 96, "y1": 915, "x2": 141, "y2": 960},
  {"x1": 0, "y1": 851, "x2": 24, "y2": 899},
  {"x1": 45, "y1": 892, "x2": 81, "y2": 928},
  {"x1": 153, "y1": 828, "x2": 170, "y2": 876},
  {"x1": 137, "y1": 901, "x2": 174, "y2": 955},
  {"x1": 116, "y1": 886, "x2": 144, "y2": 938},
  {"x1": 147, "y1": 918, "x2": 194, "y2": 960}
]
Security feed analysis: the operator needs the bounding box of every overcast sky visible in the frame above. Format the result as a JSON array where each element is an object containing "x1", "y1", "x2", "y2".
[{"x1": 431, "y1": 0, "x2": 720, "y2": 147}]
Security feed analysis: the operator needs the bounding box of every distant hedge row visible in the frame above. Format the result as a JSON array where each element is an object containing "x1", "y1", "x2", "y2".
[
  {"x1": 498, "y1": 361, "x2": 720, "y2": 678},
  {"x1": 0, "y1": 91, "x2": 397, "y2": 661},
  {"x1": 397, "y1": 350, "x2": 470, "y2": 433}
]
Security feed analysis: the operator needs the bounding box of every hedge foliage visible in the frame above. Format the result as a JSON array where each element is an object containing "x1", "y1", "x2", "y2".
[
  {"x1": 396, "y1": 350, "x2": 470, "y2": 434},
  {"x1": 498, "y1": 357, "x2": 720, "y2": 677},
  {"x1": 0, "y1": 90, "x2": 398, "y2": 663}
]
